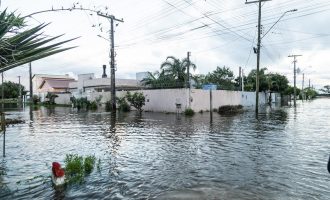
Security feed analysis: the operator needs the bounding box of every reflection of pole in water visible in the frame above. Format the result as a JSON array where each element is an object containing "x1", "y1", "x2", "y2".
[
  {"x1": 110, "y1": 112, "x2": 116, "y2": 132},
  {"x1": 210, "y1": 89, "x2": 213, "y2": 122}
]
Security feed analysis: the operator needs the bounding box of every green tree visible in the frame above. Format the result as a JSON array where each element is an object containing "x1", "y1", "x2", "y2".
[
  {"x1": 191, "y1": 74, "x2": 207, "y2": 89},
  {"x1": 245, "y1": 68, "x2": 269, "y2": 92},
  {"x1": 205, "y1": 66, "x2": 235, "y2": 90},
  {"x1": 126, "y1": 92, "x2": 145, "y2": 113},
  {"x1": 160, "y1": 56, "x2": 196, "y2": 88},
  {"x1": 320, "y1": 85, "x2": 330, "y2": 94},
  {"x1": 0, "y1": 10, "x2": 76, "y2": 72},
  {"x1": 267, "y1": 73, "x2": 289, "y2": 93},
  {"x1": 0, "y1": 81, "x2": 25, "y2": 98}
]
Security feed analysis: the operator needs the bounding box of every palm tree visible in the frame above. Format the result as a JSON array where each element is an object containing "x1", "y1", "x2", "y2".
[
  {"x1": 141, "y1": 71, "x2": 160, "y2": 88},
  {"x1": 160, "y1": 56, "x2": 196, "y2": 88},
  {"x1": 0, "y1": 10, "x2": 76, "y2": 72}
]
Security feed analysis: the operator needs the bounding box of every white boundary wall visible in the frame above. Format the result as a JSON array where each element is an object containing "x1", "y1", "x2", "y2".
[{"x1": 61, "y1": 89, "x2": 274, "y2": 112}]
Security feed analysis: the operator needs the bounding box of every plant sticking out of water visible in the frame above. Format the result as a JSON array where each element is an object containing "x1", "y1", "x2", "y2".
[
  {"x1": 184, "y1": 108, "x2": 195, "y2": 116},
  {"x1": 64, "y1": 154, "x2": 97, "y2": 184}
]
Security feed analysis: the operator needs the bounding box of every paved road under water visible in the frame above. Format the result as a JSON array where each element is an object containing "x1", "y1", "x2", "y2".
[{"x1": 0, "y1": 98, "x2": 329, "y2": 199}]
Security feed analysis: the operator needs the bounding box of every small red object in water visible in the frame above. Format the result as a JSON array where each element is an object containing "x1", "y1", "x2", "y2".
[{"x1": 52, "y1": 162, "x2": 65, "y2": 177}]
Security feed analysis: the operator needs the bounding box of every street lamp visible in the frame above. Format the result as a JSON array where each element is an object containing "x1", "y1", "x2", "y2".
[{"x1": 262, "y1": 9, "x2": 298, "y2": 39}]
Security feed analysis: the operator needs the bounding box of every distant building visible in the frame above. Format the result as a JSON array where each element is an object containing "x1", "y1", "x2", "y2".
[{"x1": 68, "y1": 73, "x2": 140, "y2": 94}]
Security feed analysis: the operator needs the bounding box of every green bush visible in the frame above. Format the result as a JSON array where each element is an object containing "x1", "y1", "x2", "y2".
[
  {"x1": 126, "y1": 92, "x2": 145, "y2": 112},
  {"x1": 184, "y1": 108, "x2": 195, "y2": 116},
  {"x1": 117, "y1": 96, "x2": 131, "y2": 112},
  {"x1": 105, "y1": 100, "x2": 112, "y2": 112},
  {"x1": 90, "y1": 101, "x2": 98, "y2": 110}
]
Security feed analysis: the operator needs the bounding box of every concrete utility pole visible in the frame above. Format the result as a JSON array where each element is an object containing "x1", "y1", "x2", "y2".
[
  {"x1": 246, "y1": 0, "x2": 271, "y2": 114},
  {"x1": 288, "y1": 55, "x2": 302, "y2": 107},
  {"x1": 97, "y1": 13, "x2": 124, "y2": 112},
  {"x1": 29, "y1": 62, "x2": 33, "y2": 103},
  {"x1": 239, "y1": 67, "x2": 242, "y2": 91},
  {"x1": 18, "y1": 76, "x2": 21, "y2": 102},
  {"x1": 1, "y1": 73, "x2": 3, "y2": 111},
  {"x1": 302, "y1": 73, "x2": 305, "y2": 100},
  {"x1": 309, "y1": 79, "x2": 311, "y2": 88},
  {"x1": 242, "y1": 69, "x2": 245, "y2": 92},
  {"x1": 187, "y1": 51, "x2": 191, "y2": 108}
]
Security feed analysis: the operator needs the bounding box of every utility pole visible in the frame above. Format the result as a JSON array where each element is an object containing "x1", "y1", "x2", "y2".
[
  {"x1": 242, "y1": 69, "x2": 245, "y2": 92},
  {"x1": 18, "y1": 76, "x2": 21, "y2": 102},
  {"x1": 309, "y1": 79, "x2": 311, "y2": 88},
  {"x1": 97, "y1": 13, "x2": 124, "y2": 112},
  {"x1": 187, "y1": 51, "x2": 191, "y2": 108},
  {"x1": 288, "y1": 55, "x2": 302, "y2": 107},
  {"x1": 302, "y1": 73, "x2": 305, "y2": 101},
  {"x1": 246, "y1": 0, "x2": 271, "y2": 114},
  {"x1": 1, "y1": 73, "x2": 3, "y2": 111},
  {"x1": 239, "y1": 67, "x2": 242, "y2": 91},
  {"x1": 29, "y1": 62, "x2": 33, "y2": 103}
]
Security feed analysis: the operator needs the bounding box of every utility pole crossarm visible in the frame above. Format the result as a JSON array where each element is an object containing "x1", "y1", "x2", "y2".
[
  {"x1": 97, "y1": 12, "x2": 124, "y2": 22},
  {"x1": 245, "y1": 0, "x2": 271, "y2": 4}
]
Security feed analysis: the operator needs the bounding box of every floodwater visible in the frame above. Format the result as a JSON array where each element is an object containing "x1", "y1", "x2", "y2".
[{"x1": 0, "y1": 98, "x2": 329, "y2": 199}]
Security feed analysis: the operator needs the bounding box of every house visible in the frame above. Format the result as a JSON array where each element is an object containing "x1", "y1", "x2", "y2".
[{"x1": 32, "y1": 74, "x2": 76, "y2": 101}]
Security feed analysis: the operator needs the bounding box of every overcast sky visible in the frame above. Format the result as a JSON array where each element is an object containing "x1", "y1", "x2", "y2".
[{"x1": 2, "y1": 0, "x2": 330, "y2": 90}]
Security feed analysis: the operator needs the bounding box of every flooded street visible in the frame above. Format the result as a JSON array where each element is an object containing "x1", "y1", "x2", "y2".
[{"x1": 0, "y1": 98, "x2": 329, "y2": 199}]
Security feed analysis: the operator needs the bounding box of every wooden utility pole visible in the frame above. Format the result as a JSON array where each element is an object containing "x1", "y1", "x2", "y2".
[
  {"x1": 246, "y1": 0, "x2": 271, "y2": 114},
  {"x1": 288, "y1": 55, "x2": 302, "y2": 107},
  {"x1": 97, "y1": 13, "x2": 123, "y2": 112}
]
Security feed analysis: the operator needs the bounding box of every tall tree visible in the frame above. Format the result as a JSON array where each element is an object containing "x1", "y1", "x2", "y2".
[
  {"x1": 160, "y1": 56, "x2": 196, "y2": 88},
  {"x1": 205, "y1": 66, "x2": 235, "y2": 90},
  {"x1": 0, "y1": 81, "x2": 25, "y2": 98},
  {"x1": 320, "y1": 85, "x2": 330, "y2": 94},
  {"x1": 0, "y1": 10, "x2": 76, "y2": 72},
  {"x1": 245, "y1": 68, "x2": 268, "y2": 92}
]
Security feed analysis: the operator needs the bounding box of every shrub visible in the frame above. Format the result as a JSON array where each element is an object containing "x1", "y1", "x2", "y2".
[
  {"x1": 184, "y1": 108, "x2": 195, "y2": 116},
  {"x1": 126, "y1": 92, "x2": 145, "y2": 112},
  {"x1": 218, "y1": 105, "x2": 243, "y2": 114},
  {"x1": 105, "y1": 100, "x2": 112, "y2": 112},
  {"x1": 90, "y1": 101, "x2": 98, "y2": 110},
  {"x1": 32, "y1": 95, "x2": 40, "y2": 104},
  {"x1": 117, "y1": 96, "x2": 131, "y2": 112}
]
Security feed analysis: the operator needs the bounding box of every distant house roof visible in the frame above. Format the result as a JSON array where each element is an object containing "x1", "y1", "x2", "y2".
[
  {"x1": 32, "y1": 74, "x2": 73, "y2": 79},
  {"x1": 39, "y1": 79, "x2": 76, "y2": 89}
]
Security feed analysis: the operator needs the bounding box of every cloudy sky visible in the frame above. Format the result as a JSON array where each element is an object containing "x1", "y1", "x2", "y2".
[{"x1": 2, "y1": 0, "x2": 330, "y2": 89}]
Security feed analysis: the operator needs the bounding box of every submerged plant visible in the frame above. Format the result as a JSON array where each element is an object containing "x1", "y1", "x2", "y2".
[
  {"x1": 64, "y1": 154, "x2": 97, "y2": 184},
  {"x1": 84, "y1": 155, "x2": 96, "y2": 174}
]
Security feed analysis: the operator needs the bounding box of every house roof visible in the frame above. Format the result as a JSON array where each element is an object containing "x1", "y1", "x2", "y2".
[
  {"x1": 39, "y1": 79, "x2": 76, "y2": 89},
  {"x1": 32, "y1": 74, "x2": 73, "y2": 80}
]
